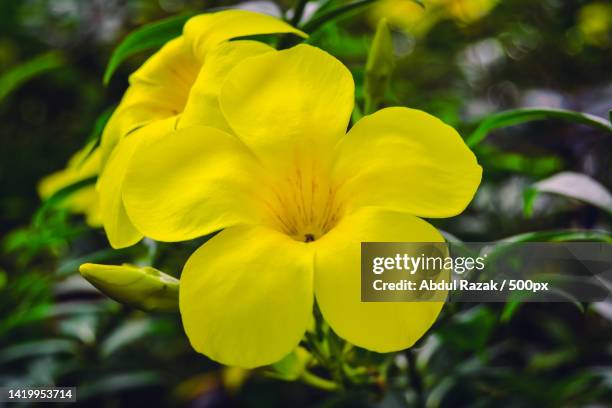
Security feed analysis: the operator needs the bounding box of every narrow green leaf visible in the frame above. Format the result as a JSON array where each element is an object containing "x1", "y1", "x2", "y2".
[
  {"x1": 523, "y1": 187, "x2": 538, "y2": 218},
  {"x1": 103, "y1": 13, "x2": 194, "y2": 85},
  {"x1": 364, "y1": 18, "x2": 394, "y2": 115},
  {"x1": 268, "y1": 347, "x2": 311, "y2": 381},
  {"x1": 500, "y1": 301, "x2": 521, "y2": 322},
  {"x1": 495, "y1": 229, "x2": 612, "y2": 244},
  {"x1": 0, "y1": 339, "x2": 78, "y2": 364},
  {"x1": 101, "y1": 319, "x2": 155, "y2": 357},
  {"x1": 0, "y1": 52, "x2": 64, "y2": 102},
  {"x1": 476, "y1": 145, "x2": 563, "y2": 177},
  {"x1": 289, "y1": 0, "x2": 310, "y2": 26},
  {"x1": 33, "y1": 176, "x2": 97, "y2": 227},
  {"x1": 77, "y1": 105, "x2": 116, "y2": 167},
  {"x1": 302, "y1": 0, "x2": 378, "y2": 34},
  {"x1": 529, "y1": 172, "x2": 612, "y2": 215},
  {"x1": 467, "y1": 108, "x2": 612, "y2": 147}
]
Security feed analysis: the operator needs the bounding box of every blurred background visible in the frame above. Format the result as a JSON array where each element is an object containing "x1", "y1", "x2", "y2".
[{"x1": 1, "y1": 0, "x2": 611, "y2": 406}]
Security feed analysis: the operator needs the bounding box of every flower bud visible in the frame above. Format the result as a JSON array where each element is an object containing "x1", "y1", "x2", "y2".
[{"x1": 79, "y1": 263, "x2": 178, "y2": 312}]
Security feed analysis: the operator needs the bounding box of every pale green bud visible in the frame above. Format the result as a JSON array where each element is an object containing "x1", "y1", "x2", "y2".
[{"x1": 79, "y1": 263, "x2": 179, "y2": 312}]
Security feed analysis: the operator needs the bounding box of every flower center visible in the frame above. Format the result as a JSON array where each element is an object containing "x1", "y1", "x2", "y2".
[{"x1": 262, "y1": 161, "x2": 343, "y2": 243}]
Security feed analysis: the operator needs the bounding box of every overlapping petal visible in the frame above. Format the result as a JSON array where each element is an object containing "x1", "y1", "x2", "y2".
[
  {"x1": 122, "y1": 125, "x2": 268, "y2": 242},
  {"x1": 180, "y1": 225, "x2": 313, "y2": 368},
  {"x1": 332, "y1": 107, "x2": 482, "y2": 218},
  {"x1": 219, "y1": 44, "x2": 355, "y2": 169},
  {"x1": 101, "y1": 9, "x2": 306, "y2": 166},
  {"x1": 183, "y1": 9, "x2": 306, "y2": 62},
  {"x1": 98, "y1": 117, "x2": 177, "y2": 248},
  {"x1": 313, "y1": 207, "x2": 446, "y2": 352},
  {"x1": 179, "y1": 40, "x2": 274, "y2": 132},
  {"x1": 100, "y1": 37, "x2": 198, "y2": 165}
]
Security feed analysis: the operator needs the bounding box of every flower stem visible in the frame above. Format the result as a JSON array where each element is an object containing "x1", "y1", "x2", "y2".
[
  {"x1": 407, "y1": 349, "x2": 425, "y2": 407},
  {"x1": 300, "y1": 369, "x2": 339, "y2": 391},
  {"x1": 290, "y1": 0, "x2": 310, "y2": 26}
]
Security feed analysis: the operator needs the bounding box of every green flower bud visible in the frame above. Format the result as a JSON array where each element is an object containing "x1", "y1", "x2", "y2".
[{"x1": 79, "y1": 263, "x2": 179, "y2": 312}]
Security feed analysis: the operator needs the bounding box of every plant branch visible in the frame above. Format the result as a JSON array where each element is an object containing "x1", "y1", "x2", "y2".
[{"x1": 290, "y1": 0, "x2": 310, "y2": 26}]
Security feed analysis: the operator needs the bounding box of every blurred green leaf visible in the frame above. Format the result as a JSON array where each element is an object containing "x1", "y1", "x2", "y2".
[
  {"x1": 523, "y1": 187, "x2": 538, "y2": 217},
  {"x1": 500, "y1": 300, "x2": 521, "y2": 322},
  {"x1": 467, "y1": 108, "x2": 612, "y2": 147},
  {"x1": 269, "y1": 346, "x2": 311, "y2": 381},
  {"x1": 364, "y1": 18, "x2": 394, "y2": 114},
  {"x1": 101, "y1": 319, "x2": 154, "y2": 358},
  {"x1": 476, "y1": 145, "x2": 563, "y2": 177},
  {"x1": 0, "y1": 339, "x2": 78, "y2": 365},
  {"x1": 436, "y1": 306, "x2": 496, "y2": 351},
  {"x1": 302, "y1": 0, "x2": 378, "y2": 34},
  {"x1": 528, "y1": 349, "x2": 576, "y2": 372},
  {"x1": 103, "y1": 13, "x2": 194, "y2": 85},
  {"x1": 526, "y1": 172, "x2": 612, "y2": 215},
  {"x1": 78, "y1": 105, "x2": 116, "y2": 166},
  {"x1": 0, "y1": 52, "x2": 64, "y2": 102},
  {"x1": 33, "y1": 176, "x2": 97, "y2": 228},
  {"x1": 78, "y1": 371, "x2": 163, "y2": 400},
  {"x1": 0, "y1": 268, "x2": 6, "y2": 290},
  {"x1": 493, "y1": 229, "x2": 612, "y2": 244},
  {"x1": 56, "y1": 247, "x2": 132, "y2": 276}
]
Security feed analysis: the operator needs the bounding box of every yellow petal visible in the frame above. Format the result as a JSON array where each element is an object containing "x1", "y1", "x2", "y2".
[
  {"x1": 219, "y1": 44, "x2": 354, "y2": 169},
  {"x1": 100, "y1": 37, "x2": 198, "y2": 166},
  {"x1": 314, "y1": 208, "x2": 445, "y2": 352},
  {"x1": 122, "y1": 125, "x2": 266, "y2": 242},
  {"x1": 333, "y1": 107, "x2": 482, "y2": 218},
  {"x1": 184, "y1": 9, "x2": 306, "y2": 63},
  {"x1": 98, "y1": 118, "x2": 177, "y2": 249},
  {"x1": 180, "y1": 225, "x2": 313, "y2": 368},
  {"x1": 179, "y1": 40, "x2": 274, "y2": 132}
]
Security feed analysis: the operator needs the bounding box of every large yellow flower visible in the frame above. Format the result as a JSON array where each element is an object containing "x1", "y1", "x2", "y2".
[
  {"x1": 97, "y1": 10, "x2": 305, "y2": 248},
  {"x1": 119, "y1": 44, "x2": 482, "y2": 368}
]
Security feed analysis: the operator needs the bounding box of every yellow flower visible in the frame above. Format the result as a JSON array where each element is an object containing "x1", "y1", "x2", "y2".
[
  {"x1": 97, "y1": 10, "x2": 305, "y2": 248},
  {"x1": 371, "y1": 0, "x2": 498, "y2": 36},
  {"x1": 577, "y1": 2, "x2": 612, "y2": 47},
  {"x1": 119, "y1": 44, "x2": 482, "y2": 368},
  {"x1": 38, "y1": 143, "x2": 102, "y2": 227}
]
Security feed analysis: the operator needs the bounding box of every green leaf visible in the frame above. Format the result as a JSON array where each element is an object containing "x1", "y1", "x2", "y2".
[
  {"x1": 494, "y1": 229, "x2": 612, "y2": 244},
  {"x1": 0, "y1": 52, "x2": 64, "y2": 102},
  {"x1": 466, "y1": 108, "x2": 612, "y2": 147},
  {"x1": 528, "y1": 172, "x2": 612, "y2": 215},
  {"x1": 268, "y1": 346, "x2": 311, "y2": 381},
  {"x1": 364, "y1": 18, "x2": 394, "y2": 115},
  {"x1": 33, "y1": 176, "x2": 97, "y2": 228},
  {"x1": 78, "y1": 371, "x2": 163, "y2": 400},
  {"x1": 77, "y1": 105, "x2": 116, "y2": 166},
  {"x1": 302, "y1": 0, "x2": 378, "y2": 34},
  {"x1": 0, "y1": 339, "x2": 78, "y2": 364},
  {"x1": 103, "y1": 13, "x2": 194, "y2": 85},
  {"x1": 476, "y1": 145, "x2": 563, "y2": 177},
  {"x1": 101, "y1": 319, "x2": 155, "y2": 357},
  {"x1": 523, "y1": 187, "x2": 538, "y2": 218},
  {"x1": 500, "y1": 301, "x2": 521, "y2": 322},
  {"x1": 437, "y1": 306, "x2": 496, "y2": 351}
]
